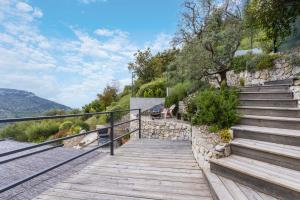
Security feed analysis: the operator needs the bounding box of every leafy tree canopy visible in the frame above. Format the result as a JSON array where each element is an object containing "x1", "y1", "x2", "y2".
[
  {"x1": 245, "y1": 0, "x2": 300, "y2": 52},
  {"x1": 170, "y1": 0, "x2": 242, "y2": 86},
  {"x1": 97, "y1": 84, "x2": 118, "y2": 110},
  {"x1": 128, "y1": 48, "x2": 178, "y2": 84}
]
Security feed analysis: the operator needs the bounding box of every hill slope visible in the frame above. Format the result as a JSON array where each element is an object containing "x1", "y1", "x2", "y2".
[{"x1": 0, "y1": 88, "x2": 71, "y2": 118}]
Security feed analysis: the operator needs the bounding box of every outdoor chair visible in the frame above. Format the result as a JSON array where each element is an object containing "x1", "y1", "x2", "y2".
[
  {"x1": 150, "y1": 104, "x2": 163, "y2": 120},
  {"x1": 162, "y1": 104, "x2": 176, "y2": 119}
]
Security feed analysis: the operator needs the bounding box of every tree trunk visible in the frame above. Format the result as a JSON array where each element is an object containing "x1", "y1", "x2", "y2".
[
  {"x1": 250, "y1": 26, "x2": 253, "y2": 49},
  {"x1": 273, "y1": 37, "x2": 278, "y2": 53},
  {"x1": 219, "y1": 71, "x2": 228, "y2": 87},
  {"x1": 273, "y1": 23, "x2": 278, "y2": 53}
]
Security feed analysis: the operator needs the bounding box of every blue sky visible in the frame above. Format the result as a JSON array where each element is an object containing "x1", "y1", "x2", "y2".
[{"x1": 0, "y1": 0, "x2": 182, "y2": 108}]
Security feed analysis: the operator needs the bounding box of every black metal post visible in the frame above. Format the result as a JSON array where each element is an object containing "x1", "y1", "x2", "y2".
[
  {"x1": 138, "y1": 109, "x2": 141, "y2": 139},
  {"x1": 110, "y1": 112, "x2": 114, "y2": 155}
]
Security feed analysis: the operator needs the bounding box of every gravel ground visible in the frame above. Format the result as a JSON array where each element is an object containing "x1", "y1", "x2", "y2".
[{"x1": 0, "y1": 140, "x2": 108, "y2": 200}]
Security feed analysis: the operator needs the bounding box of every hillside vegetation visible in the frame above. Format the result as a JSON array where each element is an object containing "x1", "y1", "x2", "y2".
[{"x1": 1, "y1": 0, "x2": 300, "y2": 143}]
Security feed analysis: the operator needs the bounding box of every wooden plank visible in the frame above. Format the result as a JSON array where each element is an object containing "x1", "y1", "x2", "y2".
[
  {"x1": 111, "y1": 155, "x2": 197, "y2": 163},
  {"x1": 237, "y1": 183, "x2": 264, "y2": 200},
  {"x1": 83, "y1": 165, "x2": 202, "y2": 178},
  {"x1": 49, "y1": 182, "x2": 212, "y2": 200},
  {"x1": 203, "y1": 169, "x2": 234, "y2": 200},
  {"x1": 34, "y1": 139, "x2": 212, "y2": 200},
  {"x1": 89, "y1": 160, "x2": 198, "y2": 170},
  {"x1": 88, "y1": 163, "x2": 202, "y2": 173},
  {"x1": 219, "y1": 176, "x2": 248, "y2": 200},
  {"x1": 60, "y1": 178, "x2": 209, "y2": 196},
  {"x1": 62, "y1": 173, "x2": 207, "y2": 189},
  {"x1": 35, "y1": 189, "x2": 155, "y2": 200},
  {"x1": 211, "y1": 156, "x2": 300, "y2": 191},
  {"x1": 77, "y1": 170, "x2": 204, "y2": 183}
]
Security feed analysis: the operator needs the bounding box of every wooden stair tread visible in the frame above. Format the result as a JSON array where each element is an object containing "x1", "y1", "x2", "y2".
[
  {"x1": 236, "y1": 182, "x2": 278, "y2": 200},
  {"x1": 210, "y1": 155, "x2": 300, "y2": 191},
  {"x1": 231, "y1": 125, "x2": 300, "y2": 137},
  {"x1": 240, "y1": 99, "x2": 297, "y2": 101},
  {"x1": 242, "y1": 84, "x2": 290, "y2": 88},
  {"x1": 237, "y1": 106, "x2": 300, "y2": 111},
  {"x1": 218, "y1": 176, "x2": 248, "y2": 200},
  {"x1": 204, "y1": 168, "x2": 279, "y2": 200},
  {"x1": 231, "y1": 138, "x2": 300, "y2": 159},
  {"x1": 241, "y1": 115, "x2": 300, "y2": 122},
  {"x1": 203, "y1": 168, "x2": 235, "y2": 200},
  {"x1": 239, "y1": 92, "x2": 292, "y2": 94}
]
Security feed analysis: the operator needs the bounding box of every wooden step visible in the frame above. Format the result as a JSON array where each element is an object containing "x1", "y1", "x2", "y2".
[
  {"x1": 240, "y1": 85, "x2": 290, "y2": 92},
  {"x1": 231, "y1": 138, "x2": 300, "y2": 171},
  {"x1": 239, "y1": 92, "x2": 293, "y2": 100},
  {"x1": 203, "y1": 168, "x2": 278, "y2": 200},
  {"x1": 210, "y1": 155, "x2": 300, "y2": 199},
  {"x1": 264, "y1": 79, "x2": 294, "y2": 86},
  {"x1": 238, "y1": 106, "x2": 300, "y2": 118},
  {"x1": 239, "y1": 115, "x2": 300, "y2": 130},
  {"x1": 232, "y1": 125, "x2": 300, "y2": 146},
  {"x1": 239, "y1": 99, "x2": 298, "y2": 107}
]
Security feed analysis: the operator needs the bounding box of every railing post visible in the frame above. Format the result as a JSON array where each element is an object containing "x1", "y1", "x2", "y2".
[
  {"x1": 138, "y1": 109, "x2": 141, "y2": 139},
  {"x1": 110, "y1": 112, "x2": 114, "y2": 155}
]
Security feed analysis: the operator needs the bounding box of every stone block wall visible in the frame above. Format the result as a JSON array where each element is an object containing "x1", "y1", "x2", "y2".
[
  {"x1": 191, "y1": 126, "x2": 230, "y2": 169},
  {"x1": 225, "y1": 59, "x2": 300, "y2": 86},
  {"x1": 130, "y1": 116, "x2": 191, "y2": 140}
]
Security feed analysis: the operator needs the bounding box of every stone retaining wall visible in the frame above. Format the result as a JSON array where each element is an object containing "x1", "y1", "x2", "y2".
[
  {"x1": 131, "y1": 116, "x2": 191, "y2": 140},
  {"x1": 191, "y1": 126, "x2": 231, "y2": 169},
  {"x1": 226, "y1": 59, "x2": 300, "y2": 86}
]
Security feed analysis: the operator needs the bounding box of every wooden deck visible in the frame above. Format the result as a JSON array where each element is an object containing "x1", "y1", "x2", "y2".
[{"x1": 34, "y1": 139, "x2": 212, "y2": 200}]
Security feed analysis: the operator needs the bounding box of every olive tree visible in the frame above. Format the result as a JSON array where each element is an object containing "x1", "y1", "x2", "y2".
[{"x1": 172, "y1": 0, "x2": 242, "y2": 86}]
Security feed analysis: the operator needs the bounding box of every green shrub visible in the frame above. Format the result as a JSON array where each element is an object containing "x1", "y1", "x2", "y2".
[
  {"x1": 0, "y1": 122, "x2": 30, "y2": 141},
  {"x1": 208, "y1": 125, "x2": 219, "y2": 133},
  {"x1": 192, "y1": 87, "x2": 239, "y2": 129},
  {"x1": 85, "y1": 115, "x2": 108, "y2": 129},
  {"x1": 183, "y1": 93, "x2": 198, "y2": 121},
  {"x1": 25, "y1": 121, "x2": 59, "y2": 142},
  {"x1": 143, "y1": 89, "x2": 154, "y2": 97},
  {"x1": 239, "y1": 78, "x2": 245, "y2": 87},
  {"x1": 219, "y1": 129, "x2": 231, "y2": 143},
  {"x1": 69, "y1": 125, "x2": 82, "y2": 135},
  {"x1": 253, "y1": 54, "x2": 281, "y2": 71},
  {"x1": 59, "y1": 121, "x2": 73, "y2": 131},
  {"x1": 74, "y1": 121, "x2": 90, "y2": 131},
  {"x1": 137, "y1": 78, "x2": 166, "y2": 97},
  {"x1": 155, "y1": 88, "x2": 164, "y2": 97},
  {"x1": 232, "y1": 53, "x2": 281, "y2": 73},
  {"x1": 232, "y1": 53, "x2": 255, "y2": 73},
  {"x1": 165, "y1": 82, "x2": 191, "y2": 107}
]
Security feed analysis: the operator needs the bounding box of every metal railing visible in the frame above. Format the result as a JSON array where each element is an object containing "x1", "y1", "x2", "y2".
[{"x1": 0, "y1": 108, "x2": 141, "y2": 193}]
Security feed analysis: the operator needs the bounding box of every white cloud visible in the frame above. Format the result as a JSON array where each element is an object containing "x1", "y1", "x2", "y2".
[
  {"x1": 0, "y1": 0, "x2": 174, "y2": 108},
  {"x1": 78, "y1": 0, "x2": 107, "y2": 4},
  {"x1": 94, "y1": 28, "x2": 114, "y2": 37},
  {"x1": 16, "y1": 2, "x2": 33, "y2": 12},
  {"x1": 146, "y1": 33, "x2": 173, "y2": 53},
  {"x1": 33, "y1": 8, "x2": 43, "y2": 18}
]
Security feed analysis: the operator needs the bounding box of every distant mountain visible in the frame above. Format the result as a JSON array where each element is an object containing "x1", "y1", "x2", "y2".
[{"x1": 0, "y1": 88, "x2": 71, "y2": 118}]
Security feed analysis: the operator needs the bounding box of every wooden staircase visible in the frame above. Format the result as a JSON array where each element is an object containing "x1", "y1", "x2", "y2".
[{"x1": 207, "y1": 81, "x2": 300, "y2": 200}]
